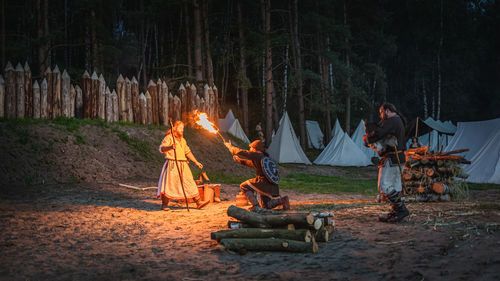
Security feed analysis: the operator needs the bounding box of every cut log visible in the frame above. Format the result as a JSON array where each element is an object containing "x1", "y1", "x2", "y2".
[
  {"x1": 437, "y1": 149, "x2": 469, "y2": 156},
  {"x1": 145, "y1": 91, "x2": 153, "y2": 124},
  {"x1": 24, "y1": 62, "x2": 32, "y2": 118},
  {"x1": 51, "y1": 65, "x2": 61, "y2": 118},
  {"x1": 179, "y1": 83, "x2": 187, "y2": 123},
  {"x1": 227, "y1": 220, "x2": 250, "y2": 229},
  {"x1": 32, "y1": 80, "x2": 40, "y2": 118},
  {"x1": 131, "y1": 77, "x2": 139, "y2": 123},
  {"x1": 125, "y1": 77, "x2": 133, "y2": 122},
  {"x1": 324, "y1": 225, "x2": 335, "y2": 234},
  {"x1": 111, "y1": 89, "x2": 119, "y2": 122},
  {"x1": 75, "y1": 85, "x2": 83, "y2": 118},
  {"x1": 15, "y1": 63, "x2": 25, "y2": 118},
  {"x1": 219, "y1": 238, "x2": 318, "y2": 254},
  {"x1": 98, "y1": 74, "x2": 106, "y2": 120},
  {"x1": 40, "y1": 78, "x2": 48, "y2": 118},
  {"x1": 61, "y1": 70, "x2": 71, "y2": 117},
  {"x1": 70, "y1": 84, "x2": 76, "y2": 117},
  {"x1": 313, "y1": 228, "x2": 329, "y2": 242},
  {"x1": 139, "y1": 93, "x2": 147, "y2": 125},
  {"x1": 160, "y1": 81, "x2": 168, "y2": 125},
  {"x1": 44, "y1": 66, "x2": 52, "y2": 118},
  {"x1": 425, "y1": 168, "x2": 435, "y2": 177},
  {"x1": 4, "y1": 62, "x2": 16, "y2": 118},
  {"x1": 90, "y1": 71, "x2": 99, "y2": 118},
  {"x1": 432, "y1": 182, "x2": 449, "y2": 195},
  {"x1": 105, "y1": 87, "x2": 112, "y2": 122},
  {"x1": 148, "y1": 80, "x2": 158, "y2": 124},
  {"x1": 116, "y1": 75, "x2": 126, "y2": 121},
  {"x1": 81, "y1": 71, "x2": 91, "y2": 118},
  {"x1": 211, "y1": 228, "x2": 312, "y2": 243},
  {"x1": 227, "y1": 205, "x2": 315, "y2": 228}
]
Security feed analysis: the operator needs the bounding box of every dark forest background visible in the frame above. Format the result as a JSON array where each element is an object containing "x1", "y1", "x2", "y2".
[{"x1": 2, "y1": 0, "x2": 499, "y2": 147}]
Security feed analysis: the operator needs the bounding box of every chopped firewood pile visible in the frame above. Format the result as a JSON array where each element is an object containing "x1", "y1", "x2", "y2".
[
  {"x1": 211, "y1": 205, "x2": 335, "y2": 254},
  {"x1": 404, "y1": 147, "x2": 471, "y2": 201}
]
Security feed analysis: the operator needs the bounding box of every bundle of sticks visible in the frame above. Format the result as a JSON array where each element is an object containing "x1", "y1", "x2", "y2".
[
  {"x1": 211, "y1": 205, "x2": 335, "y2": 254},
  {"x1": 403, "y1": 147, "x2": 471, "y2": 201}
]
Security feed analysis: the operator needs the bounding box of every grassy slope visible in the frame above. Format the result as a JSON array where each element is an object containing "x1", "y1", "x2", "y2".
[{"x1": 1, "y1": 117, "x2": 499, "y2": 194}]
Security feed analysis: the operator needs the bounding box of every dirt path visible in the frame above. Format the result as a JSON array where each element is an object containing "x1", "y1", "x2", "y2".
[{"x1": 1, "y1": 183, "x2": 500, "y2": 280}]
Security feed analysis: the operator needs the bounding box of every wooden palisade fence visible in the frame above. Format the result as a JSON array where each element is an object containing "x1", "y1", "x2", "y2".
[{"x1": 0, "y1": 61, "x2": 220, "y2": 126}]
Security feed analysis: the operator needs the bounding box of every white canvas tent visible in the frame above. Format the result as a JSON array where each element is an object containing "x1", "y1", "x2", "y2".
[
  {"x1": 268, "y1": 112, "x2": 311, "y2": 164},
  {"x1": 351, "y1": 120, "x2": 378, "y2": 158},
  {"x1": 217, "y1": 109, "x2": 250, "y2": 143},
  {"x1": 306, "y1": 120, "x2": 325, "y2": 149},
  {"x1": 314, "y1": 132, "x2": 371, "y2": 166},
  {"x1": 227, "y1": 119, "x2": 250, "y2": 144},
  {"x1": 218, "y1": 109, "x2": 236, "y2": 132},
  {"x1": 445, "y1": 118, "x2": 500, "y2": 184},
  {"x1": 331, "y1": 119, "x2": 343, "y2": 139}
]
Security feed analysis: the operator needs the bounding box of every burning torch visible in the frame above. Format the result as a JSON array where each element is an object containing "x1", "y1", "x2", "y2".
[{"x1": 193, "y1": 110, "x2": 226, "y2": 143}]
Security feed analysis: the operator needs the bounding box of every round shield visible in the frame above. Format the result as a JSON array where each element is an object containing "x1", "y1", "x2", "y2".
[{"x1": 261, "y1": 157, "x2": 280, "y2": 184}]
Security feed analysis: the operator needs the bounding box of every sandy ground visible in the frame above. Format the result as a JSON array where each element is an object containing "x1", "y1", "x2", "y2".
[{"x1": 1, "y1": 182, "x2": 500, "y2": 281}]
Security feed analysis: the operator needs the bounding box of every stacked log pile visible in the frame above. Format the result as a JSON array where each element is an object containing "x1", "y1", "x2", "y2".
[
  {"x1": 403, "y1": 146, "x2": 471, "y2": 201},
  {"x1": 211, "y1": 205, "x2": 335, "y2": 254},
  {"x1": 1, "y1": 61, "x2": 220, "y2": 126}
]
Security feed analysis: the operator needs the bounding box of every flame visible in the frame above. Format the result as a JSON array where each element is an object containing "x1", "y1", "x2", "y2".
[{"x1": 194, "y1": 111, "x2": 218, "y2": 134}]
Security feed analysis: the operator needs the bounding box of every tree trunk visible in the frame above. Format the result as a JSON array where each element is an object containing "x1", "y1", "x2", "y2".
[
  {"x1": 90, "y1": 9, "x2": 99, "y2": 72},
  {"x1": 219, "y1": 238, "x2": 318, "y2": 253},
  {"x1": 344, "y1": 0, "x2": 351, "y2": 134},
  {"x1": 184, "y1": 2, "x2": 193, "y2": 77},
  {"x1": 237, "y1": 0, "x2": 249, "y2": 134},
  {"x1": 262, "y1": 0, "x2": 274, "y2": 146},
  {"x1": 193, "y1": 0, "x2": 203, "y2": 81},
  {"x1": 291, "y1": 0, "x2": 306, "y2": 149},
  {"x1": 202, "y1": 0, "x2": 213, "y2": 86},
  {"x1": 1, "y1": 0, "x2": 5, "y2": 68},
  {"x1": 211, "y1": 228, "x2": 312, "y2": 243},
  {"x1": 437, "y1": 0, "x2": 443, "y2": 121}
]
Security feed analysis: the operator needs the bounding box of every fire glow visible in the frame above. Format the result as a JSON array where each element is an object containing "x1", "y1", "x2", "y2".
[
  {"x1": 194, "y1": 110, "x2": 226, "y2": 142},
  {"x1": 195, "y1": 111, "x2": 218, "y2": 134}
]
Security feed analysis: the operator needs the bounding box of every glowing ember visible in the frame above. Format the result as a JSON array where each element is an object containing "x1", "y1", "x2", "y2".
[{"x1": 194, "y1": 111, "x2": 218, "y2": 134}]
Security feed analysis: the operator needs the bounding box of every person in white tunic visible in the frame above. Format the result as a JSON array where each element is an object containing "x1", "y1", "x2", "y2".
[{"x1": 157, "y1": 121, "x2": 209, "y2": 211}]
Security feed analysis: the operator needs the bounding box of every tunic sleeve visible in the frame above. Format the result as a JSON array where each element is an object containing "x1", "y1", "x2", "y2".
[
  {"x1": 159, "y1": 135, "x2": 172, "y2": 153},
  {"x1": 182, "y1": 138, "x2": 191, "y2": 155}
]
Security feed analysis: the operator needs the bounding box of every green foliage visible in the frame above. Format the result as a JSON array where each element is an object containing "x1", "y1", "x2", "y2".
[
  {"x1": 74, "y1": 134, "x2": 86, "y2": 145},
  {"x1": 279, "y1": 173, "x2": 377, "y2": 195},
  {"x1": 111, "y1": 128, "x2": 154, "y2": 160},
  {"x1": 467, "y1": 183, "x2": 500, "y2": 191}
]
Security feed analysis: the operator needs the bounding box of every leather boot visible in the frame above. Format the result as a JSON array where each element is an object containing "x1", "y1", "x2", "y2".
[
  {"x1": 280, "y1": 196, "x2": 290, "y2": 210},
  {"x1": 193, "y1": 196, "x2": 209, "y2": 209},
  {"x1": 379, "y1": 191, "x2": 409, "y2": 223},
  {"x1": 161, "y1": 195, "x2": 170, "y2": 211}
]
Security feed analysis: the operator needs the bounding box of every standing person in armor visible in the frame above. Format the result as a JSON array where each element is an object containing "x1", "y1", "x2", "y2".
[
  {"x1": 157, "y1": 121, "x2": 209, "y2": 211},
  {"x1": 367, "y1": 103, "x2": 409, "y2": 222},
  {"x1": 223, "y1": 139, "x2": 290, "y2": 211}
]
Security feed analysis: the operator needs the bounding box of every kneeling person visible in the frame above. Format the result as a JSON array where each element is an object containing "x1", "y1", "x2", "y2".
[{"x1": 224, "y1": 140, "x2": 290, "y2": 210}]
